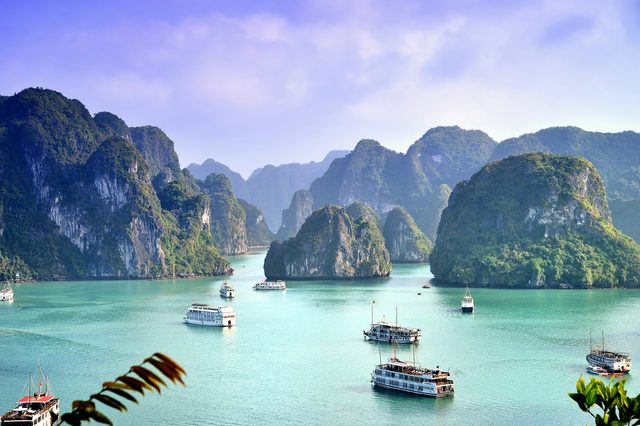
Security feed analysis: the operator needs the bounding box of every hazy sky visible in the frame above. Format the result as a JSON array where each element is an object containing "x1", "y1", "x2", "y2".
[{"x1": 2, "y1": 0, "x2": 639, "y2": 177}]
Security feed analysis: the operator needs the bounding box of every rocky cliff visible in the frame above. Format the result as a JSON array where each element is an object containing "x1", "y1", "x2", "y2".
[
  {"x1": 430, "y1": 152, "x2": 640, "y2": 288},
  {"x1": 275, "y1": 189, "x2": 314, "y2": 241},
  {"x1": 0, "y1": 88, "x2": 230, "y2": 280},
  {"x1": 199, "y1": 173, "x2": 248, "y2": 255},
  {"x1": 239, "y1": 199, "x2": 275, "y2": 246},
  {"x1": 264, "y1": 204, "x2": 391, "y2": 279},
  {"x1": 383, "y1": 207, "x2": 432, "y2": 263}
]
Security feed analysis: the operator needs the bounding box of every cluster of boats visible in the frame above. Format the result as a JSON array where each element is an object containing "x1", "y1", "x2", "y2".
[
  {"x1": 364, "y1": 303, "x2": 454, "y2": 397},
  {"x1": 182, "y1": 279, "x2": 286, "y2": 328},
  {"x1": 364, "y1": 285, "x2": 476, "y2": 398},
  {"x1": 3, "y1": 276, "x2": 634, "y2": 419}
]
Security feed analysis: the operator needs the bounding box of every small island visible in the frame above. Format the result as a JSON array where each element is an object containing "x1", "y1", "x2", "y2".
[
  {"x1": 430, "y1": 152, "x2": 640, "y2": 288},
  {"x1": 264, "y1": 204, "x2": 391, "y2": 279}
]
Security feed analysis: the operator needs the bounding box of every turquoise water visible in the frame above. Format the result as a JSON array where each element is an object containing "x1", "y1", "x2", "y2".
[{"x1": 1, "y1": 249, "x2": 639, "y2": 425}]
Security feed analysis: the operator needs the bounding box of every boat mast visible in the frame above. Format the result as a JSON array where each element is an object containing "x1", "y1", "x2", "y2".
[
  {"x1": 412, "y1": 343, "x2": 416, "y2": 367},
  {"x1": 371, "y1": 300, "x2": 374, "y2": 327},
  {"x1": 602, "y1": 330, "x2": 605, "y2": 351},
  {"x1": 395, "y1": 306, "x2": 398, "y2": 327}
]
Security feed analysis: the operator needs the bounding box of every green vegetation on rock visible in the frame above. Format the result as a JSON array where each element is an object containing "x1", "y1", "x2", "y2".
[
  {"x1": 430, "y1": 152, "x2": 640, "y2": 288},
  {"x1": 199, "y1": 173, "x2": 248, "y2": 255},
  {"x1": 383, "y1": 207, "x2": 432, "y2": 263},
  {"x1": 0, "y1": 88, "x2": 230, "y2": 280},
  {"x1": 238, "y1": 199, "x2": 275, "y2": 246},
  {"x1": 308, "y1": 127, "x2": 495, "y2": 240},
  {"x1": 264, "y1": 204, "x2": 391, "y2": 280}
]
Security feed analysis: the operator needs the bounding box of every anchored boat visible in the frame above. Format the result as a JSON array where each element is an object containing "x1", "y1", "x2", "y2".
[
  {"x1": 461, "y1": 286, "x2": 474, "y2": 313},
  {"x1": 371, "y1": 344, "x2": 454, "y2": 397},
  {"x1": 586, "y1": 332, "x2": 632, "y2": 375},
  {"x1": 219, "y1": 281, "x2": 235, "y2": 299},
  {"x1": 253, "y1": 280, "x2": 286, "y2": 290},
  {"x1": 1, "y1": 365, "x2": 60, "y2": 426},
  {"x1": 183, "y1": 304, "x2": 236, "y2": 327},
  {"x1": 364, "y1": 305, "x2": 421, "y2": 344}
]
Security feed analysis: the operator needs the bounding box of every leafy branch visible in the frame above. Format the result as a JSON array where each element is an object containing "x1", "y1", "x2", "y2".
[
  {"x1": 569, "y1": 376, "x2": 640, "y2": 425},
  {"x1": 60, "y1": 353, "x2": 186, "y2": 425}
]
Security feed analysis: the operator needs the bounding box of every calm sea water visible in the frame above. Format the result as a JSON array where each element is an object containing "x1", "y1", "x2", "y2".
[{"x1": 1, "y1": 248, "x2": 639, "y2": 425}]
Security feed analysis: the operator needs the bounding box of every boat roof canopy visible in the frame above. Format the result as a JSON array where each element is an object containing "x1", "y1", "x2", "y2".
[{"x1": 17, "y1": 395, "x2": 55, "y2": 403}]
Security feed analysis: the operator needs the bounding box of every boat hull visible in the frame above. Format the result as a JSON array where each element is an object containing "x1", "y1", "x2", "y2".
[
  {"x1": 183, "y1": 318, "x2": 234, "y2": 327},
  {"x1": 461, "y1": 306, "x2": 474, "y2": 313},
  {"x1": 363, "y1": 333, "x2": 419, "y2": 344},
  {"x1": 371, "y1": 377, "x2": 453, "y2": 398}
]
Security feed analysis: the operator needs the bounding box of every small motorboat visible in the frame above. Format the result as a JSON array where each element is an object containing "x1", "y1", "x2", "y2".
[{"x1": 586, "y1": 364, "x2": 623, "y2": 377}]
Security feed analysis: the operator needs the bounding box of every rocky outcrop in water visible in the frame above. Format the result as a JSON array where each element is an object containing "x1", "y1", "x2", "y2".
[
  {"x1": 430, "y1": 152, "x2": 640, "y2": 288},
  {"x1": 264, "y1": 204, "x2": 391, "y2": 280},
  {"x1": 383, "y1": 207, "x2": 432, "y2": 263},
  {"x1": 275, "y1": 189, "x2": 314, "y2": 241}
]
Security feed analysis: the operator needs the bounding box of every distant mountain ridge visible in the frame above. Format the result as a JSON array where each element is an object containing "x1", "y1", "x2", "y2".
[
  {"x1": 187, "y1": 150, "x2": 349, "y2": 230},
  {"x1": 283, "y1": 125, "x2": 640, "y2": 244}
]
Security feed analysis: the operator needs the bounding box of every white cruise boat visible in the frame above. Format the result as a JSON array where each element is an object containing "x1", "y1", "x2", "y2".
[
  {"x1": 586, "y1": 332, "x2": 632, "y2": 374},
  {"x1": 183, "y1": 304, "x2": 236, "y2": 327},
  {"x1": 253, "y1": 280, "x2": 286, "y2": 290},
  {"x1": 371, "y1": 346, "x2": 454, "y2": 398},
  {"x1": 364, "y1": 306, "x2": 421, "y2": 344},
  {"x1": 461, "y1": 286, "x2": 474, "y2": 313},
  {"x1": 1, "y1": 283, "x2": 14, "y2": 303},
  {"x1": 219, "y1": 281, "x2": 235, "y2": 299},
  {"x1": 1, "y1": 367, "x2": 60, "y2": 426}
]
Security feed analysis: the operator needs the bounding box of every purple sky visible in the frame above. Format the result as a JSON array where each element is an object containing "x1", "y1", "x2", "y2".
[{"x1": 2, "y1": 0, "x2": 640, "y2": 177}]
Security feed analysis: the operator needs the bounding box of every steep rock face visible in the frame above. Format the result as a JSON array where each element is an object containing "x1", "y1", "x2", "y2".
[
  {"x1": 406, "y1": 126, "x2": 497, "y2": 188},
  {"x1": 307, "y1": 128, "x2": 495, "y2": 240},
  {"x1": 311, "y1": 140, "x2": 404, "y2": 212},
  {"x1": 81, "y1": 137, "x2": 166, "y2": 277},
  {"x1": 199, "y1": 174, "x2": 248, "y2": 255},
  {"x1": 275, "y1": 189, "x2": 314, "y2": 241},
  {"x1": 157, "y1": 171, "x2": 232, "y2": 277},
  {"x1": 130, "y1": 126, "x2": 182, "y2": 181},
  {"x1": 0, "y1": 88, "x2": 230, "y2": 279},
  {"x1": 94, "y1": 112, "x2": 131, "y2": 141},
  {"x1": 239, "y1": 199, "x2": 275, "y2": 246},
  {"x1": 383, "y1": 207, "x2": 432, "y2": 263},
  {"x1": 264, "y1": 204, "x2": 391, "y2": 279},
  {"x1": 430, "y1": 152, "x2": 640, "y2": 288}
]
